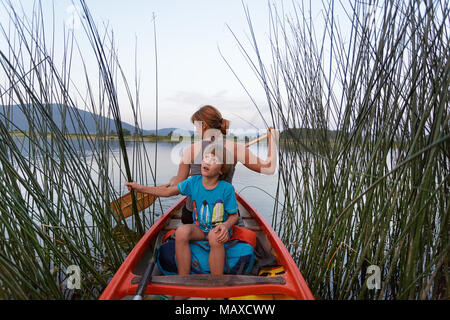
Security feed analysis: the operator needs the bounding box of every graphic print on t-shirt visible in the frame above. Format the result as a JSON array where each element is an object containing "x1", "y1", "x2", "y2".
[
  {"x1": 198, "y1": 200, "x2": 225, "y2": 231},
  {"x1": 211, "y1": 200, "x2": 224, "y2": 226},
  {"x1": 200, "y1": 200, "x2": 209, "y2": 229}
]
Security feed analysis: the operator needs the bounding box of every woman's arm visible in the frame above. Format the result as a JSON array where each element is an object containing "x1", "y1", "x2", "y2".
[
  {"x1": 125, "y1": 182, "x2": 180, "y2": 197},
  {"x1": 169, "y1": 162, "x2": 190, "y2": 187},
  {"x1": 232, "y1": 127, "x2": 279, "y2": 174},
  {"x1": 169, "y1": 144, "x2": 195, "y2": 186}
]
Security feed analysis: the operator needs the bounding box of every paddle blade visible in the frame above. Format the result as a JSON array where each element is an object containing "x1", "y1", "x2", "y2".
[
  {"x1": 110, "y1": 192, "x2": 157, "y2": 220},
  {"x1": 110, "y1": 184, "x2": 170, "y2": 220}
]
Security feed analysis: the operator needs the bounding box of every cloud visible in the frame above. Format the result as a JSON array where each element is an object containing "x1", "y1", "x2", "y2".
[
  {"x1": 120, "y1": 88, "x2": 274, "y2": 131},
  {"x1": 164, "y1": 89, "x2": 269, "y2": 117},
  {"x1": 132, "y1": 89, "x2": 272, "y2": 132},
  {"x1": 65, "y1": 4, "x2": 83, "y2": 31}
]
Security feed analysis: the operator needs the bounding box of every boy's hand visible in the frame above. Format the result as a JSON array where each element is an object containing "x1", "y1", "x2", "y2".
[
  {"x1": 213, "y1": 224, "x2": 229, "y2": 243},
  {"x1": 125, "y1": 181, "x2": 140, "y2": 192}
]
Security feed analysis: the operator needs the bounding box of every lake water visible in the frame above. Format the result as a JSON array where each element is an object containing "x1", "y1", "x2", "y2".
[
  {"x1": 110, "y1": 140, "x2": 280, "y2": 224},
  {"x1": 7, "y1": 137, "x2": 280, "y2": 228}
]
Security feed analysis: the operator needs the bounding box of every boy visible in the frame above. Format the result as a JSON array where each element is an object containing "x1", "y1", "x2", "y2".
[{"x1": 125, "y1": 145, "x2": 238, "y2": 276}]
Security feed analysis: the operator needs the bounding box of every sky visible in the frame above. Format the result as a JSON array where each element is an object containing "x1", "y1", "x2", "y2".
[
  {"x1": 0, "y1": 0, "x2": 340, "y2": 133},
  {"x1": 75, "y1": 0, "x2": 274, "y2": 132}
]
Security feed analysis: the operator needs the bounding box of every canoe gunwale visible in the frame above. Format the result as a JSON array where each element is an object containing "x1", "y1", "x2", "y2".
[
  {"x1": 235, "y1": 193, "x2": 314, "y2": 300},
  {"x1": 99, "y1": 197, "x2": 187, "y2": 300}
]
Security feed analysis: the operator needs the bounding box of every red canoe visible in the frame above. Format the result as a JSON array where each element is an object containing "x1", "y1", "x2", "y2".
[{"x1": 99, "y1": 194, "x2": 314, "y2": 300}]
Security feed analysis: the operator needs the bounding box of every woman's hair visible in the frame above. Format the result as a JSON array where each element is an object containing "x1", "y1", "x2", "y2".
[
  {"x1": 191, "y1": 105, "x2": 230, "y2": 135},
  {"x1": 203, "y1": 142, "x2": 235, "y2": 181}
]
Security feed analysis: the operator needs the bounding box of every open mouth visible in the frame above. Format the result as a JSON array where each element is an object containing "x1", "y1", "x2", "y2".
[{"x1": 202, "y1": 166, "x2": 210, "y2": 172}]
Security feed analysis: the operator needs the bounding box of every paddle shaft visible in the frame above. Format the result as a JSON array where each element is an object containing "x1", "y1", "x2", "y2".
[
  {"x1": 244, "y1": 133, "x2": 268, "y2": 148},
  {"x1": 133, "y1": 260, "x2": 156, "y2": 300}
]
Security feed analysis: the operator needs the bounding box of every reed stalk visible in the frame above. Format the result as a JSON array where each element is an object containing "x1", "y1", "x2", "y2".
[
  {"x1": 228, "y1": 0, "x2": 449, "y2": 299},
  {"x1": 0, "y1": 0, "x2": 156, "y2": 299}
]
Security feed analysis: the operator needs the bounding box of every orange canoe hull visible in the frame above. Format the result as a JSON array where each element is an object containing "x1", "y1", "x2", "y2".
[{"x1": 99, "y1": 194, "x2": 314, "y2": 300}]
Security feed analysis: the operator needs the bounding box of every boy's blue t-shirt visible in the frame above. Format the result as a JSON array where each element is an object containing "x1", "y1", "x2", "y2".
[{"x1": 177, "y1": 175, "x2": 238, "y2": 233}]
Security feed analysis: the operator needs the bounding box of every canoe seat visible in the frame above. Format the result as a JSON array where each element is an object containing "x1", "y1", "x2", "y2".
[{"x1": 131, "y1": 274, "x2": 285, "y2": 287}]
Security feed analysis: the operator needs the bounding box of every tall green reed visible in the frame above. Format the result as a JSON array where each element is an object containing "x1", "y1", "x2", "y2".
[
  {"x1": 0, "y1": 0, "x2": 157, "y2": 299},
  {"x1": 228, "y1": 0, "x2": 449, "y2": 299}
]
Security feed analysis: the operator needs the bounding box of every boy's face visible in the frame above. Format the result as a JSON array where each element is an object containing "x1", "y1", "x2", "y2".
[{"x1": 201, "y1": 153, "x2": 223, "y2": 178}]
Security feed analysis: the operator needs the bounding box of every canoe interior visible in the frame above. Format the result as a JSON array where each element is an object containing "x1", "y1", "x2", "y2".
[{"x1": 124, "y1": 200, "x2": 283, "y2": 300}]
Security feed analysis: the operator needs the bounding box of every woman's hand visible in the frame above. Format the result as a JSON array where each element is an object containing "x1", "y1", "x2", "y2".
[
  {"x1": 261, "y1": 127, "x2": 279, "y2": 174},
  {"x1": 213, "y1": 224, "x2": 230, "y2": 243},
  {"x1": 267, "y1": 127, "x2": 280, "y2": 146}
]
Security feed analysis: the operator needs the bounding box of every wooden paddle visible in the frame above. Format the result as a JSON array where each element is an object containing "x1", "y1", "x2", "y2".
[
  {"x1": 244, "y1": 133, "x2": 268, "y2": 147},
  {"x1": 110, "y1": 183, "x2": 170, "y2": 220},
  {"x1": 110, "y1": 133, "x2": 269, "y2": 220}
]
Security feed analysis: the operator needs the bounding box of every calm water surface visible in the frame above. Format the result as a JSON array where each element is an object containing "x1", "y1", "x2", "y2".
[{"x1": 112, "y1": 141, "x2": 280, "y2": 224}]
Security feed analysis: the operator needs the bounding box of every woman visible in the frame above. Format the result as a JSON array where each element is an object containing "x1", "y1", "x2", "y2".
[{"x1": 169, "y1": 105, "x2": 278, "y2": 224}]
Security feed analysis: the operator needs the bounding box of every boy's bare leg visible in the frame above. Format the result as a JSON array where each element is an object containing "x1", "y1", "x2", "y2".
[
  {"x1": 175, "y1": 224, "x2": 205, "y2": 274},
  {"x1": 207, "y1": 231, "x2": 225, "y2": 300},
  {"x1": 173, "y1": 224, "x2": 205, "y2": 300},
  {"x1": 207, "y1": 231, "x2": 225, "y2": 275}
]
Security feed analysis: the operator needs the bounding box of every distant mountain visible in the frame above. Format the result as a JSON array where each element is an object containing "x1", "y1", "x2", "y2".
[
  {"x1": 144, "y1": 127, "x2": 180, "y2": 136},
  {"x1": 0, "y1": 104, "x2": 182, "y2": 136}
]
